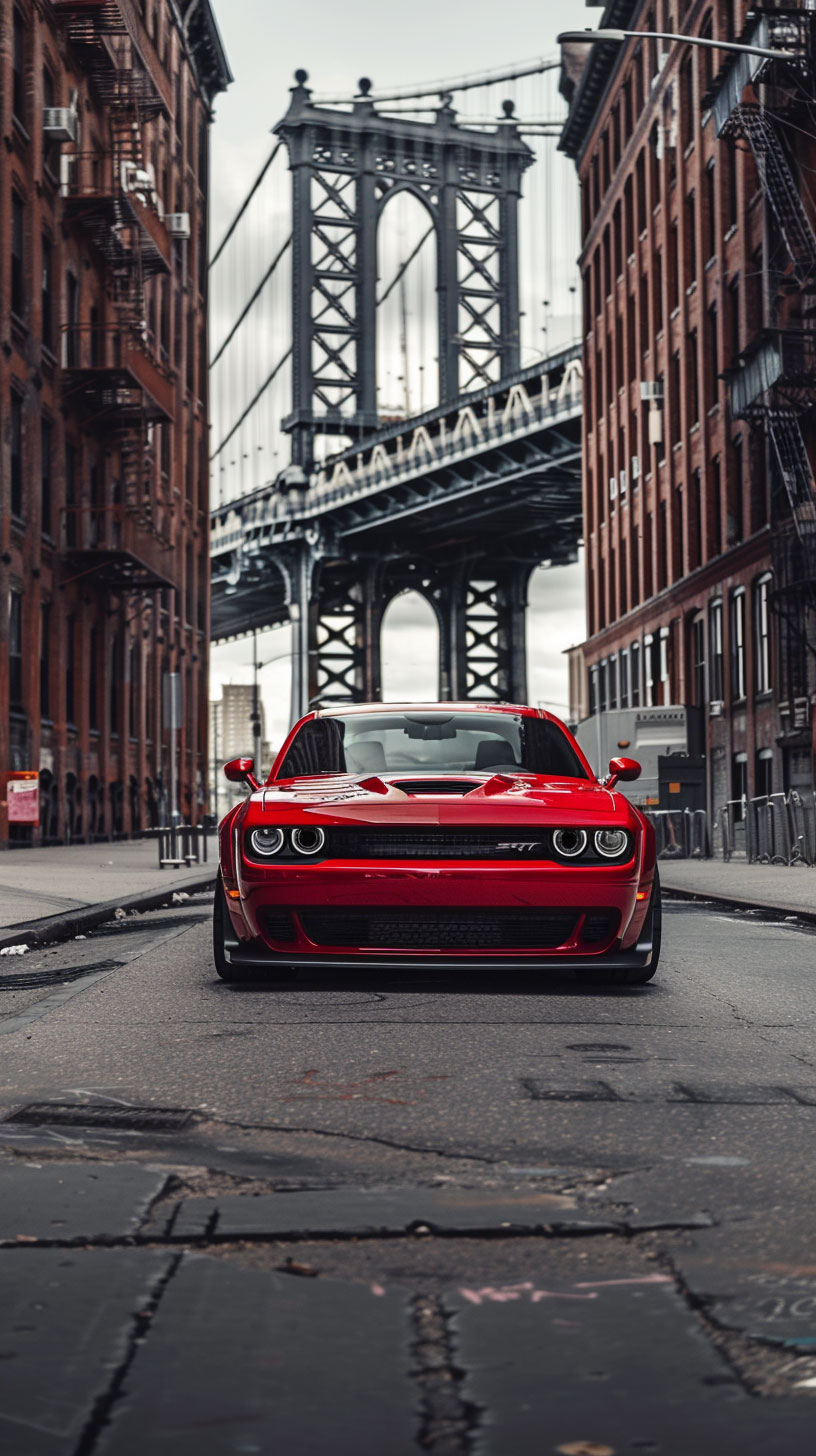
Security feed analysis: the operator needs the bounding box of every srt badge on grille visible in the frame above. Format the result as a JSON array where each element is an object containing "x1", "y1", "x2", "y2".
[{"x1": 496, "y1": 841, "x2": 542, "y2": 851}]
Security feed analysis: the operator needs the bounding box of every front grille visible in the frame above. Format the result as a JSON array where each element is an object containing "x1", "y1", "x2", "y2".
[
  {"x1": 393, "y1": 779, "x2": 480, "y2": 795},
  {"x1": 260, "y1": 910, "x2": 296, "y2": 942},
  {"x1": 326, "y1": 827, "x2": 551, "y2": 860},
  {"x1": 299, "y1": 908, "x2": 579, "y2": 951}
]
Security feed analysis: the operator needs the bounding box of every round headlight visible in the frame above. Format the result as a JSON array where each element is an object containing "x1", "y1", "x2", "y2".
[
  {"x1": 291, "y1": 825, "x2": 326, "y2": 856},
  {"x1": 552, "y1": 828, "x2": 588, "y2": 859},
  {"x1": 249, "y1": 826, "x2": 285, "y2": 858},
  {"x1": 594, "y1": 828, "x2": 630, "y2": 859}
]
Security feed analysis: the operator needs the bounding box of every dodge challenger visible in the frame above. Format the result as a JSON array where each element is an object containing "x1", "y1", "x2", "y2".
[{"x1": 214, "y1": 702, "x2": 661, "y2": 985}]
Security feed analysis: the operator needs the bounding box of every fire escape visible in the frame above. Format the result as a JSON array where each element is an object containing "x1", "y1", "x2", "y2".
[
  {"x1": 712, "y1": 5, "x2": 816, "y2": 731},
  {"x1": 53, "y1": 0, "x2": 177, "y2": 592}
]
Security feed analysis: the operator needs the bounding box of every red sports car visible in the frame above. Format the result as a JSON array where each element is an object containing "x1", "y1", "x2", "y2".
[{"x1": 213, "y1": 703, "x2": 661, "y2": 986}]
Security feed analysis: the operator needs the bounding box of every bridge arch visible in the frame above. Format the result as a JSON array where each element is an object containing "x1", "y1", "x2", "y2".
[
  {"x1": 376, "y1": 189, "x2": 440, "y2": 418},
  {"x1": 380, "y1": 588, "x2": 440, "y2": 702}
]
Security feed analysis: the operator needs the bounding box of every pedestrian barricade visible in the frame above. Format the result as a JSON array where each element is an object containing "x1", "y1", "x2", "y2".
[
  {"x1": 718, "y1": 792, "x2": 816, "y2": 866},
  {"x1": 157, "y1": 824, "x2": 210, "y2": 869},
  {"x1": 646, "y1": 808, "x2": 711, "y2": 859}
]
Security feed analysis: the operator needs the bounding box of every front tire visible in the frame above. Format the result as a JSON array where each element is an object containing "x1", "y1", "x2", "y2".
[
  {"x1": 577, "y1": 870, "x2": 662, "y2": 987},
  {"x1": 213, "y1": 872, "x2": 242, "y2": 982}
]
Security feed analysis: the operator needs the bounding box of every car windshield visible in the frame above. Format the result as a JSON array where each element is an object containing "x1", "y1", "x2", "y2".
[{"x1": 276, "y1": 712, "x2": 588, "y2": 780}]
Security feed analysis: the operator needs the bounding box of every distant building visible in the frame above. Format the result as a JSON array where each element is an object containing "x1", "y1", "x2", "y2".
[
  {"x1": 560, "y1": 0, "x2": 815, "y2": 831},
  {"x1": 0, "y1": 0, "x2": 231, "y2": 845},
  {"x1": 210, "y1": 685, "x2": 272, "y2": 817}
]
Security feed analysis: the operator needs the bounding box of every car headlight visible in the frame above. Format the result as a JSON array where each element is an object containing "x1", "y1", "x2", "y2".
[
  {"x1": 291, "y1": 825, "x2": 326, "y2": 856},
  {"x1": 249, "y1": 826, "x2": 285, "y2": 857},
  {"x1": 552, "y1": 828, "x2": 588, "y2": 858},
  {"x1": 594, "y1": 828, "x2": 630, "y2": 859}
]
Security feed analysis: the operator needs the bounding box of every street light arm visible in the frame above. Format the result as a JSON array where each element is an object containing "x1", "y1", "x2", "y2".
[{"x1": 557, "y1": 29, "x2": 799, "y2": 63}]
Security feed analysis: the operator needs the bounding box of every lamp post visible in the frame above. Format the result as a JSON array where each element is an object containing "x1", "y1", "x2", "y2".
[{"x1": 557, "y1": 29, "x2": 799, "y2": 63}]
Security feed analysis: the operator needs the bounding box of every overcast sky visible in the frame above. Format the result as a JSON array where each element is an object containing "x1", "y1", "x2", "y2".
[{"x1": 208, "y1": 0, "x2": 599, "y2": 757}]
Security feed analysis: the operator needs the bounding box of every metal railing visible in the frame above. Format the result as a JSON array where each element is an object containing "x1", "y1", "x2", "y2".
[
  {"x1": 646, "y1": 808, "x2": 711, "y2": 860},
  {"x1": 717, "y1": 791, "x2": 816, "y2": 866},
  {"x1": 157, "y1": 825, "x2": 210, "y2": 869}
]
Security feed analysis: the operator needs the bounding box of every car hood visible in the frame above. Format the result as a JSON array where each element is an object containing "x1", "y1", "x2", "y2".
[{"x1": 241, "y1": 773, "x2": 638, "y2": 829}]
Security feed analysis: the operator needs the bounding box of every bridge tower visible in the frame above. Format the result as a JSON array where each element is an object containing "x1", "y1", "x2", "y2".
[
  {"x1": 273, "y1": 75, "x2": 544, "y2": 716},
  {"x1": 276, "y1": 72, "x2": 534, "y2": 470}
]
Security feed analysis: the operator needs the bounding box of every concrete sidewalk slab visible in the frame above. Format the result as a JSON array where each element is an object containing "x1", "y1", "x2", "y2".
[
  {"x1": 0, "y1": 839, "x2": 215, "y2": 928},
  {"x1": 660, "y1": 859, "x2": 816, "y2": 920},
  {"x1": 0, "y1": 1162, "x2": 168, "y2": 1244},
  {"x1": 0, "y1": 1249, "x2": 173, "y2": 1456},
  {"x1": 95, "y1": 1257, "x2": 418, "y2": 1456}
]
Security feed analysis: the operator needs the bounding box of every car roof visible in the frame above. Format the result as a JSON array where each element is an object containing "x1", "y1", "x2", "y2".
[{"x1": 314, "y1": 702, "x2": 554, "y2": 722}]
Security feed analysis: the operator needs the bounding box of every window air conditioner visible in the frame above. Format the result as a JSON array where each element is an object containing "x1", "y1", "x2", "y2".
[
  {"x1": 640, "y1": 381, "x2": 664, "y2": 401},
  {"x1": 609, "y1": 476, "x2": 617, "y2": 501},
  {"x1": 631, "y1": 455, "x2": 641, "y2": 480},
  {"x1": 709, "y1": 700, "x2": 723, "y2": 717},
  {"x1": 166, "y1": 212, "x2": 191, "y2": 239},
  {"x1": 619, "y1": 468, "x2": 628, "y2": 495},
  {"x1": 648, "y1": 410, "x2": 663, "y2": 446},
  {"x1": 43, "y1": 107, "x2": 77, "y2": 142}
]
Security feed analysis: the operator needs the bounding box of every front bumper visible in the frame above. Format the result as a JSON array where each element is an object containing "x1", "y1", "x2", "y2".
[{"x1": 223, "y1": 860, "x2": 654, "y2": 971}]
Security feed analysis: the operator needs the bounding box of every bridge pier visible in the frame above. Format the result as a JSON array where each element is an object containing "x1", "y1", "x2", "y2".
[{"x1": 436, "y1": 563, "x2": 532, "y2": 704}]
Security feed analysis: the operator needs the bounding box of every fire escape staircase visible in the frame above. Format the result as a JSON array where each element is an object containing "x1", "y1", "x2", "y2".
[
  {"x1": 728, "y1": 105, "x2": 816, "y2": 292},
  {"x1": 54, "y1": 0, "x2": 174, "y2": 589}
]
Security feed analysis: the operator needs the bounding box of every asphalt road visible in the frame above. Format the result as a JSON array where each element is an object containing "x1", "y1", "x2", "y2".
[{"x1": 1, "y1": 892, "x2": 816, "y2": 1454}]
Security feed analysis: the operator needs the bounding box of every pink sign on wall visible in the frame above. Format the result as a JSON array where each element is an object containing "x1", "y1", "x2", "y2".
[{"x1": 7, "y1": 773, "x2": 39, "y2": 825}]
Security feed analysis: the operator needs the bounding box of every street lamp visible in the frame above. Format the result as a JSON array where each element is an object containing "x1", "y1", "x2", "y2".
[{"x1": 557, "y1": 28, "x2": 799, "y2": 63}]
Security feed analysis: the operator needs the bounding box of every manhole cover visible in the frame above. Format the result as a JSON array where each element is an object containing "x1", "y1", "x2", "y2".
[{"x1": 3, "y1": 1103, "x2": 195, "y2": 1132}]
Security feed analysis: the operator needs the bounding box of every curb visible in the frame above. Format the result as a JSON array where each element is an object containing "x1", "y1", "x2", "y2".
[
  {"x1": 661, "y1": 881, "x2": 816, "y2": 926},
  {"x1": 0, "y1": 874, "x2": 216, "y2": 953}
]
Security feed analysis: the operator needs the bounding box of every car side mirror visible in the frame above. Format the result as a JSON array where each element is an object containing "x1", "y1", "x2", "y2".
[
  {"x1": 604, "y1": 756, "x2": 641, "y2": 791},
  {"x1": 223, "y1": 757, "x2": 261, "y2": 790}
]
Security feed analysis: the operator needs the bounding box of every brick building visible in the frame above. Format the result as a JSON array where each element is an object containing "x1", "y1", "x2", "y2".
[
  {"x1": 0, "y1": 0, "x2": 230, "y2": 845},
  {"x1": 560, "y1": 0, "x2": 816, "y2": 827}
]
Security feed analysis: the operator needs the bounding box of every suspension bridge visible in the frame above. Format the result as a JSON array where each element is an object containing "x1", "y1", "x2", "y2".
[{"x1": 208, "y1": 61, "x2": 584, "y2": 718}]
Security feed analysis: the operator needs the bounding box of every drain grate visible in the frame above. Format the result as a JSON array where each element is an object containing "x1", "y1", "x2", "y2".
[
  {"x1": 0, "y1": 959, "x2": 123, "y2": 992},
  {"x1": 3, "y1": 1102, "x2": 195, "y2": 1132}
]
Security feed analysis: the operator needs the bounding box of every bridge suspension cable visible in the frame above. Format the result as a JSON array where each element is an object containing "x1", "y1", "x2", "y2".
[
  {"x1": 210, "y1": 347, "x2": 293, "y2": 462},
  {"x1": 209, "y1": 233, "x2": 292, "y2": 368},
  {"x1": 312, "y1": 55, "x2": 560, "y2": 105},
  {"x1": 209, "y1": 140, "x2": 284, "y2": 269}
]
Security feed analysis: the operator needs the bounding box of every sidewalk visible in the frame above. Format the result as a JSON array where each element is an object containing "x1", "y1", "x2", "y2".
[
  {"x1": 0, "y1": 837, "x2": 215, "y2": 947},
  {"x1": 659, "y1": 857, "x2": 816, "y2": 920}
]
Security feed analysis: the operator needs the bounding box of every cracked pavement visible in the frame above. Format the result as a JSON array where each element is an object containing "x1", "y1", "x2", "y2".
[{"x1": 2, "y1": 892, "x2": 816, "y2": 1452}]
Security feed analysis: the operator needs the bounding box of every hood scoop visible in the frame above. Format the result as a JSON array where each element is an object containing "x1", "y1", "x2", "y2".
[{"x1": 392, "y1": 778, "x2": 481, "y2": 796}]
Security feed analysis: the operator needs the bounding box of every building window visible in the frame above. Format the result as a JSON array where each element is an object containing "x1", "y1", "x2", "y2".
[
  {"x1": 732, "y1": 752, "x2": 748, "y2": 818},
  {"x1": 659, "y1": 624, "x2": 671, "y2": 704},
  {"x1": 89, "y1": 626, "x2": 99, "y2": 730},
  {"x1": 729, "y1": 436, "x2": 744, "y2": 545},
  {"x1": 66, "y1": 616, "x2": 76, "y2": 723},
  {"x1": 598, "y1": 659, "x2": 608, "y2": 713},
  {"x1": 756, "y1": 748, "x2": 773, "y2": 799},
  {"x1": 754, "y1": 574, "x2": 771, "y2": 694},
  {"x1": 12, "y1": 193, "x2": 25, "y2": 317},
  {"x1": 705, "y1": 306, "x2": 718, "y2": 410},
  {"x1": 690, "y1": 468, "x2": 702, "y2": 570},
  {"x1": 12, "y1": 7, "x2": 26, "y2": 125},
  {"x1": 692, "y1": 613, "x2": 706, "y2": 706},
  {"x1": 631, "y1": 641, "x2": 641, "y2": 707},
  {"x1": 9, "y1": 591, "x2": 23, "y2": 708},
  {"x1": 608, "y1": 654, "x2": 618, "y2": 711},
  {"x1": 730, "y1": 588, "x2": 746, "y2": 701},
  {"x1": 65, "y1": 273, "x2": 79, "y2": 366},
  {"x1": 41, "y1": 416, "x2": 52, "y2": 536},
  {"x1": 620, "y1": 648, "x2": 630, "y2": 709},
  {"x1": 709, "y1": 599, "x2": 723, "y2": 702},
  {"x1": 685, "y1": 190, "x2": 697, "y2": 289},
  {"x1": 41, "y1": 235, "x2": 53, "y2": 350},
  {"x1": 643, "y1": 633, "x2": 655, "y2": 706},
  {"x1": 110, "y1": 634, "x2": 121, "y2": 734},
  {"x1": 65, "y1": 440, "x2": 77, "y2": 546},
  {"x1": 687, "y1": 329, "x2": 699, "y2": 427},
  {"x1": 705, "y1": 161, "x2": 716, "y2": 261},
  {"x1": 40, "y1": 604, "x2": 51, "y2": 718},
  {"x1": 11, "y1": 391, "x2": 24, "y2": 519},
  {"x1": 588, "y1": 664, "x2": 598, "y2": 716}
]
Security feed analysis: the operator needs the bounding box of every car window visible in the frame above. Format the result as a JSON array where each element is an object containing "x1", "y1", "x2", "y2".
[{"x1": 276, "y1": 713, "x2": 588, "y2": 780}]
